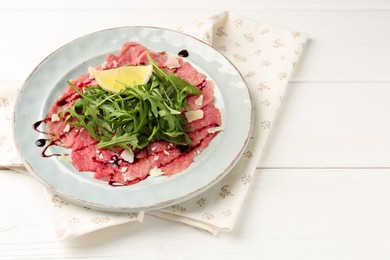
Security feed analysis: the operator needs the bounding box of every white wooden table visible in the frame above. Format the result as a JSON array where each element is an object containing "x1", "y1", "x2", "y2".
[{"x1": 1, "y1": 0, "x2": 390, "y2": 259}]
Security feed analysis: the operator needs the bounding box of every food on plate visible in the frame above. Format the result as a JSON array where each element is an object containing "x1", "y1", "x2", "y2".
[{"x1": 34, "y1": 42, "x2": 222, "y2": 186}]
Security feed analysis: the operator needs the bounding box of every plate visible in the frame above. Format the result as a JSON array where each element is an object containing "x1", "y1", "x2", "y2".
[{"x1": 14, "y1": 26, "x2": 253, "y2": 212}]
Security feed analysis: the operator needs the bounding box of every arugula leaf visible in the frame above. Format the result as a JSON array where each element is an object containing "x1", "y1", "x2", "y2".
[
  {"x1": 63, "y1": 57, "x2": 202, "y2": 153},
  {"x1": 147, "y1": 55, "x2": 201, "y2": 95}
]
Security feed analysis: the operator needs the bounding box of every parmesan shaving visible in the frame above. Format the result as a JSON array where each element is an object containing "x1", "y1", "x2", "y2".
[
  {"x1": 194, "y1": 95, "x2": 203, "y2": 107},
  {"x1": 164, "y1": 55, "x2": 181, "y2": 69},
  {"x1": 63, "y1": 124, "x2": 70, "y2": 133},
  {"x1": 120, "y1": 150, "x2": 134, "y2": 163},
  {"x1": 185, "y1": 110, "x2": 204, "y2": 123},
  {"x1": 51, "y1": 113, "x2": 60, "y2": 122},
  {"x1": 88, "y1": 70, "x2": 95, "y2": 80},
  {"x1": 208, "y1": 126, "x2": 223, "y2": 134},
  {"x1": 149, "y1": 166, "x2": 164, "y2": 177}
]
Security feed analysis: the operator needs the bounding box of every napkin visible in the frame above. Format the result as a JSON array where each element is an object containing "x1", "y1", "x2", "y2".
[{"x1": 0, "y1": 11, "x2": 307, "y2": 240}]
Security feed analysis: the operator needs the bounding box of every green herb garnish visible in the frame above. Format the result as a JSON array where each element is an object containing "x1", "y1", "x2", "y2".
[{"x1": 63, "y1": 56, "x2": 201, "y2": 153}]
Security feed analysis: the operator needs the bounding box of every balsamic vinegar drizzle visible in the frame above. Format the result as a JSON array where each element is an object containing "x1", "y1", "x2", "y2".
[
  {"x1": 33, "y1": 119, "x2": 48, "y2": 134},
  {"x1": 35, "y1": 138, "x2": 47, "y2": 147},
  {"x1": 178, "y1": 49, "x2": 189, "y2": 58},
  {"x1": 41, "y1": 141, "x2": 63, "y2": 158},
  {"x1": 33, "y1": 118, "x2": 67, "y2": 158}
]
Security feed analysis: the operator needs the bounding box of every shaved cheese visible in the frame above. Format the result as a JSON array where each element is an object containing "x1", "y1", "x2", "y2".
[
  {"x1": 51, "y1": 113, "x2": 60, "y2": 122},
  {"x1": 122, "y1": 172, "x2": 132, "y2": 182},
  {"x1": 120, "y1": 150, "x2": 134, "y2": 163},
  {"x1": 149, "y1": 166, "x2": 164, "y2": 177},
  {"x1": 185, "y1": 110, "x2": 204, "y2": 123},
  {"x1": 194, "y1": 95, "x2": 203, "y2": 107},
  {"x1": 208, "y1": 126, "x2": 223, "y2": 133},
  {"x1": 164, "y1": 55, "x2": 181, "y2": 69},
  {"x1": 63, "y1": 124, "x2": 70, "y2": 133}
]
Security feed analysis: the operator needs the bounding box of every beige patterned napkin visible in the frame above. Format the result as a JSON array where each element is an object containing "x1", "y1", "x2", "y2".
[
  {"x1": 0, "y1": 81, "x2": 23, "y2": 167},
  {"x1": 152, "y1": 11, "x2": 307, "y2": 233},
  {"x1": 0, "y1": 11, "x2": 307, "y2": 240}
]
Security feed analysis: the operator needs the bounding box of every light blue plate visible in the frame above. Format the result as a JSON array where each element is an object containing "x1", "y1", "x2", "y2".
[{"x1": 14, "y1": 27, "x2": 253, "y2": 212}]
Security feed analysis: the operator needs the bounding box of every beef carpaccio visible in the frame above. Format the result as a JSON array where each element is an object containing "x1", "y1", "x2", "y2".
[{"x1": 38, "y1": 42, "x2": 222, "y2": 186}]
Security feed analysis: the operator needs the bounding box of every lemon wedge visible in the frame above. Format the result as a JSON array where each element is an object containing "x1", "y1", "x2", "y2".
[{"x1": 88, "y1": 65, "x2": 153, "y2": 93}]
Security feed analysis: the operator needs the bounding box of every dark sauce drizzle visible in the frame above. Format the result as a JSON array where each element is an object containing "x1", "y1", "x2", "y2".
[
  {"x1": 41, "y1": 141, "x2": 63, "y2": 158},
  {"x1": 33, "y1": 119, "x2": 48, "y2": 134},
  {"x1": 178, "y1": 49, "x2": 189, "y2": 58},
  {"x1": 35, "y1": 138, "x2": 47, "y2": 147},
  {"x1": 109, "y1": 180, "x2": 124, "y2": 187},
  {"x1": 33, "y1": 118, "x2": 68, "y2": 158}
]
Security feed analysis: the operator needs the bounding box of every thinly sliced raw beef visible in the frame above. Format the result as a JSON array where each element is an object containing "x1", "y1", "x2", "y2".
[
  {"x1": 174, "y1": 60, "x2": 206, "y2": 86},
  {"x1": 187, "y1": 80, "x2": 215, "y2": 110},
  {"x1": 43, "y1": 42, "x2": 222, "y2": 186},
  {"x1": 186, "y1": 103, "x2": 221, "y2": 132},
  {"x1": 137, "y1": 50, "x2": 168, "y2": 67},
  {"x1": 106, "y1": 42, "x2": 148, "y2": 68}
]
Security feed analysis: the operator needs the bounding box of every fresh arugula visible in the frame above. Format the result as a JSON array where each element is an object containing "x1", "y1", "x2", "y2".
[{"x1": 63, "y1": 56, "x2": 201, "y2": 153}]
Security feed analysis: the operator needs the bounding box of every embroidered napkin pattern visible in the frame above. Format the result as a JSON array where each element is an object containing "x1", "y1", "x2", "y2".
[
  {"x1": 0, "y1": 81, "x2": 23, "y2": 167},
  {"x1": 0, "y1": 11, "x2": 307, "y2": 240},
  {"x1": 152, "y1": 11, "x2": 307, "y2": 233}
]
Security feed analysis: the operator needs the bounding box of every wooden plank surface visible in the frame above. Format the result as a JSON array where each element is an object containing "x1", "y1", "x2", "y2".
[
  {"x1": 260, "y1": 82, "x2": 390, "y2": 167},
  {"x1": 1, "y1": 8, "x2": 390, "y2": 82},
  {"x1": 2, "y1": 169, "x2": 390, "y2": 259},
  {"x1": 1, "y1": 0, "x2": 390, "y2": 259},
  {"x1": 2, "y1": 0, "x2": 390, "y2": 9}
]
